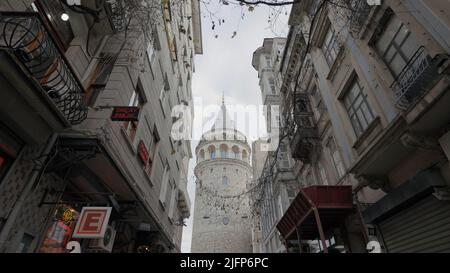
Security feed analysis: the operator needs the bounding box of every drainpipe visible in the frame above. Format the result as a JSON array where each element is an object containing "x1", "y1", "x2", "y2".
[{"x1": 0, "y1": 133, "x2": 58, "y2": 251}]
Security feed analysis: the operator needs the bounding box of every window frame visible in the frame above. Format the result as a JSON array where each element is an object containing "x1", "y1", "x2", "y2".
[
  {"x1": 343, "y1": 77, "x2": 375, "y2": 137},
  {"x1": 375, "y1": 14, "x2": 420, "y2": 78},
  {"x1": 321, "y1": 24, "x2": 341, "y2": 67}
]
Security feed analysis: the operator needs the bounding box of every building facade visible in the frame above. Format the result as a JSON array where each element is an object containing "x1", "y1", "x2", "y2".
[
  {"x1": 250, "y1": 139, "x2": 268, "y2": 253},
  {"x1": 0, "y1": 0, "x2": 202, "y2": 253},
  {"x1": 252, "y1": 38, "x2": 302, "y2": 253},
  {"x1": 271, "y1": 0, "x2": 450, "y2": 253},
  {"x1": 191, "y1": 102, "x2": 253, "y2": 253}
]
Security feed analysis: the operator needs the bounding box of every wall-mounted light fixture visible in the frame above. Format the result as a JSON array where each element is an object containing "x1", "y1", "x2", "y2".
[{"x1": 61, "y1": 13, "x2": 70, "y2": 21}]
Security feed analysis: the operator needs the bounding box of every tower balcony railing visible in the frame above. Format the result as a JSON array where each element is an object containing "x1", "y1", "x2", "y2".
[
  {"x1": 0, "y1": 12, "x2": 87, "y2": 125},
  {"x1": 391, "y1": 46, "x2": 441, "y2": 110}
]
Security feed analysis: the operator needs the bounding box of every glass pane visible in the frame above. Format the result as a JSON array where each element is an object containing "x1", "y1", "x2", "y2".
[
  {"x1": 361, "y1": 102, "x2": 374, "y2": 123},
  {"x1": 385, "y1": 46, "x2": 397, "y2": 63},
  {"x1": 356, "y1": 109, "x2": 368, "y2": 129},
  {"x1": 376, "y1": 16, "x2": 402, "y2": 54},
  {"x1": 351, "y1": 116, "x2": 363, "y2": 136},
  {"x1": 394, "y1": 24, "x2": 409, "y2": 46},
  {"x1": 401, "y1": 35, "x2": 420, "y2": 60},
  {"x1": 390, "y1": 54, "x2": 407, "y2": 77}
]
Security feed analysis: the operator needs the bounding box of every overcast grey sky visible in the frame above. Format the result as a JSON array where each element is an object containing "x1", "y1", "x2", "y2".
[{"x1": 181, "y1": 2, "x2": 290, "y2": 253}]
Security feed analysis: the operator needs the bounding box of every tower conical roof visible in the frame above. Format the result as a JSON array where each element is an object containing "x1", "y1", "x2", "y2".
[{"x1": 211, "y1": 97, "x2": 235, "y2": 131}]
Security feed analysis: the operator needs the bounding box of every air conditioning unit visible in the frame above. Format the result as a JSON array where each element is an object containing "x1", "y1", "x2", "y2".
[{"x1": 88, "y1": 226, "x2": 117, "y2": 253}]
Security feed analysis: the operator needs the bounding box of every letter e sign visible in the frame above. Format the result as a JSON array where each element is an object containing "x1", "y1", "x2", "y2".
[{"x1": 72, "y1": 207, "x2": 112, "y2": 239}]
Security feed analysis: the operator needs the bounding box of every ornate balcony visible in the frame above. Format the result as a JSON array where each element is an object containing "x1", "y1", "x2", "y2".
[
  {"x1": 105, "y1": 0, "x2": 129, "y2": 32},
  {"x1": 347, "y1": 0, "x2": 374, "y2": 36},
  {"x1": 391, "y1": 47, "x2": 441, "y2": 110},
  {"x1": 0, "y1": 12, "x2": 87, "y2": 125},
  {"x1": 289, "y1": 93, "x2": 318, "y2": 163}
]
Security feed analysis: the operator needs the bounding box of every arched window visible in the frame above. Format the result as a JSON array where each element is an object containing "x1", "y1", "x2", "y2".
[
  {"x1": 232, "y1": 146, "x2": 240, "y2": 159},
  {"x1": 242, "y1": 150, "x2": 248, "y2": 162},
  {"x1": 222, "y1": 176, "x2": 229, "y2": 187},
  {"x1": 220, "y1": 144, "x2": 228, "y2": 159},
  {"x1": 208, "y1": 145, "x2": 216, "y2": 160}
]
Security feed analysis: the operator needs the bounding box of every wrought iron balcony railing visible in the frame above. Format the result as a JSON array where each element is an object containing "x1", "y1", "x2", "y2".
[
  {"x1": 347, "y1": 0, "x2": 373, "y2": 36},
  {"x1": 0, "y1": 12, "x2": 87, "y2": 125},
  {"x1": 106, "y1": 0, "x2": 128, "y2": 32},
  {"x1": 391, "y1": 46, "x2": 440, "y2": 110}
]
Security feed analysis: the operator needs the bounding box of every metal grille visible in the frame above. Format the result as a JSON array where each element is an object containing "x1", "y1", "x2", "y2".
[
  {"x1": 0, "y1": 12, "x2": 87, "y2": 125},
  {"x1": 106, "y1": 0, "x2": 128, "y2": 32},
  {"x1": 391, "y1": 46, "x2": 440, "y2": 110},
  {"x1": 347, "y1": 0, "x2": 373, "y2": 35}
]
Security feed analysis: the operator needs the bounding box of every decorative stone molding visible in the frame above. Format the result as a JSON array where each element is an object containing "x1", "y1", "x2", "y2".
[
  {"x1": 400, "y1": 132, "x2": 443, "y2": 152},
  {"x1": 355, "y1": 174, "x2": 391, "y2": 193}
]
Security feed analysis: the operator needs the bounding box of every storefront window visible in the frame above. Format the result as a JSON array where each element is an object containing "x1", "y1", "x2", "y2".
[{"x1": 39, "y1": 205, "x2": 80, "y2": 253}]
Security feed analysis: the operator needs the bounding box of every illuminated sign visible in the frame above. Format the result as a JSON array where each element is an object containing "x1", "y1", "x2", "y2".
[
  {"x1": 111, "y1": 107, "x2": 140, "y2": 122},
  {"x1": 72, "y1": 207, "x2": 112, "y2": 239}
]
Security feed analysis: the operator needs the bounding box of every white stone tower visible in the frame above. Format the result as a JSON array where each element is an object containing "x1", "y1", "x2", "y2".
[{"x1": 191, "y1": 100, "x2": 253, "y2": 253}]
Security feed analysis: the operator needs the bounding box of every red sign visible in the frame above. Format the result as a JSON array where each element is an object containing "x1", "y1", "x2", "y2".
[
  {"x1": 72, "y1": 207, "x2": 112, "y2": 239},
  {"x1": 111, "y1": 107, "x2": 140, "y2": 121},
  {"x1": 138, "y1": 140, "x2": 149, "y2": 166}
]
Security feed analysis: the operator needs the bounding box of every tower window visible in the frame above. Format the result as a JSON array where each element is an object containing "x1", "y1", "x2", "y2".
[
  {"x1": 223, "y1": 176, "x2": 229, "y2": 187},
  {"x1": 223, "y1": 217, "x2": 230, "y2": 225}
]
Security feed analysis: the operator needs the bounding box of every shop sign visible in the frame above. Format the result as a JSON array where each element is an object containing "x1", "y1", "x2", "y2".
[
  {"x1": 72, "y1": 207, "x2": 112, "y2": 239},
  {"x1": 138, "y1": 140, "x2": 149, "y2": 166},
  {"x1": 111, "y1": 107, "x2": 140, "y2": 122}
]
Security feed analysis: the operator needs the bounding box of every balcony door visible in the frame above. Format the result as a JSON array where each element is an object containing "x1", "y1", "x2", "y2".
[{"x1": 375, "y1": 13, "x2": 420, "y2": 78}]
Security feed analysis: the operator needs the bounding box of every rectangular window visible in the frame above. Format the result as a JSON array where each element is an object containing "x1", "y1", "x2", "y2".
[
  {"x1": 306, "y1": 171, "x2": 316, "y2": 187},
  {"x1": 287, "y1": 187, "x2": 297, "y2": 205},
  {"x1": 375, "y1": 14, "x2": 420, "y2": 77},
  {"x1": 268, "y1": 78, "x2": 276, "y2": 94},
  {"x1": 265, "y1": 55, "x2": 272, "y2": 68},
  {"x1": 17, "y1": 233, "x2": 34, "y2": 253},
  {"x1": 123, "y1": 88, "x2": 143, "y2": 142},
  {"x1": 343, "y1": 77, "x2": 375, "y2": 136},
  {"x1": 328, "y1": 139, "x2": 346, "y2": 178},
  {"x1": 168, "y1": 181, "x2": 177, "y2": 221},
  {"x1": 159, "y1": 75, "x2": 170, "y2": 118},
  {"x1": 318, "y1": 163, "x2": 329, "y2": 185},
  {"x1": 159, "y1": 162, "x2": 170, "y2": 207},
  {"x1": 278, "y1": 143, "x2": 290, "y2": 169},
  {"x1": 321, "y1": 24, "x2": 341, "y2": 67},
  {"x1": 145, "y1": 127, "x2": 160, "y2": 178},
  {"x1": 278, "y1": 194, "x2": 284, "y2": 218},
  {"x1": 147, "y1": 41, "x2": 156, "y2": 64}
]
